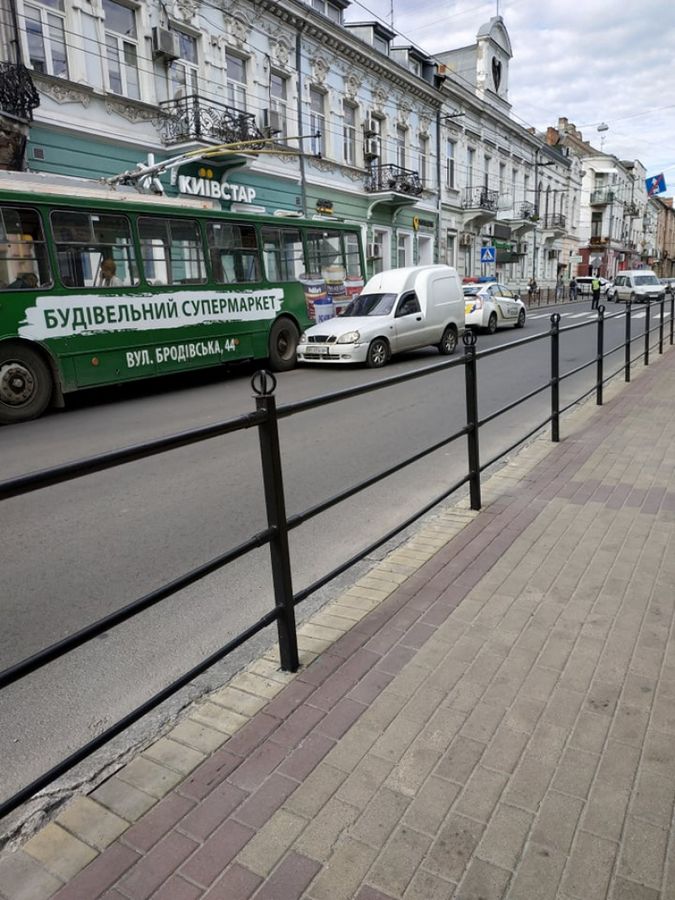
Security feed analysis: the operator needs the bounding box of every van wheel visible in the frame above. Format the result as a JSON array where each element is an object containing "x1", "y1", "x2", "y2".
[
  {"x1": 515, "y1": 309, "x2": 526, "y2": 328},
  {"x1": 629, "y1": 293, "x2": 638, "y2": 305},
  {"x1": 487, "y1": 313, "x2": 498, "y2": 334},
  {"x1": 0, "y1": 341, "x2": 53, "y2": 424},
  {"x1": 437, "y1": 326, "x2": 457, "y2": 355},
  {"x1": 366, "y1": 338, "x2": 389, "y2": 368},
  {"x1": 268, "y1": 318, "x2": 299, "y2": 371}
]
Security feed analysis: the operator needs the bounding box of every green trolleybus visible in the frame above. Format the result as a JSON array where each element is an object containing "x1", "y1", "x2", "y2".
[{"x1": 0, "y1": 171, "x2": 365, "y2": 424}]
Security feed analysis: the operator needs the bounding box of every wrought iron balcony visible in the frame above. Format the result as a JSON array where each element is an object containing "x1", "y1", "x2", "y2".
[
  {"x1": 544, "y1": 213, "x2": 566, "y2": 229},
  {"x1": 589, "y1": 234, "x2": 610, "y2": 246},
  {"x1": 624, "y1": 202, "x2": 639, "y2": 217},
  {"x1": 364, "y1": 164, "x2": 423, "y2": 196},
  {"x1": 518, "y1": 201, "x2": 536, "y2": 219},
  {"x1": 590, "y1": 188, "x2": 616, "y2": 205},
  {"x1": 0, "y1": 62, "x2": 40, "y2": 123},
  {"x1": 159, "y1": 94, "x2": 264, "y2": 147},
  {"x1": 461, "y1": 187, "x2": 498, "y2": 212}
]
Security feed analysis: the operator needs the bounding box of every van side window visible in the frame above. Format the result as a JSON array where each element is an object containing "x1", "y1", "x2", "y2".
[{"x1": 396, "y1": 292, "x2": 420, "y2": 316}]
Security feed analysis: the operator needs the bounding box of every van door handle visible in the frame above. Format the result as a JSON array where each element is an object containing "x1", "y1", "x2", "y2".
[{"x1": 416, "y1": 316, "x2": 422, "y2": 321}]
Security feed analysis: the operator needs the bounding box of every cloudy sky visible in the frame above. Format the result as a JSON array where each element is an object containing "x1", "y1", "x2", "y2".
[{"x1": 344, "y1": 0, "x2": 675, "y2": 194}]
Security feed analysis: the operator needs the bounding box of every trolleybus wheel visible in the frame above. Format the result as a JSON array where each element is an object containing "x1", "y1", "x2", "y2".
[
  {"x1": 268, "y1": 318, "x2": 299, "y2": 372},
  {"x1": 0, "y1": 342, "x2": 53, "y2": 425}
]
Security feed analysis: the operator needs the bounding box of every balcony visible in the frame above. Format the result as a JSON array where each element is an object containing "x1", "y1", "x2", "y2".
[
  {"x1": 589, "y1": 234, "x2": 610, "y2": 247},
  {"x1": 590, "y1": 188, "x2": 616, "y2": 205},
  {"x1": 0, "y1": 62, "x2": 40, "y2": 123},
  {"x1": 502, "y1": 200, "x2": 538, "y2": 236},
  {"x1": 624, "y1": 202, "x2": 640, "y2": 217},
  {"x1": 461, "y1": 187, "x2": 498, "y2": 228},
  {"x1": 159, "y1": 95, "x2": 264, "y2": 147},
  {"x1": 364, "y1": 164, "x2": 423, "y2": 196}
]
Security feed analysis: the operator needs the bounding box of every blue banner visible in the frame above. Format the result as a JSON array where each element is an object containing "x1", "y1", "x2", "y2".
[{"x1": 646, "y1": 173, "x2": 667, "y2": 196}]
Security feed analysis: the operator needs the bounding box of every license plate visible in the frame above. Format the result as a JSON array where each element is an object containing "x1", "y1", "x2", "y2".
[{"x1": 306, "y1": 346, "x2": 329, "y2": 357}]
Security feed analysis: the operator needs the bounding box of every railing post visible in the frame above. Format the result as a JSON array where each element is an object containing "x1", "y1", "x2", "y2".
[
  {"x1": 659, "y1": 295, "x2": 665, "y2": 355},
  {"x1": 596, "y1": 304, "x2": 605, "y2": 405},
  {"x1": 252, "y1": 371, "x2": 299, "y2": 673},
  {"x1": 463, "y1": 331, "x2": 481, "y2": 511},
  {"x1": 550, "y1": 313, "x2": 560, "y2": 442},
  {"x1": 670, "y1": 293, "x2": 674, "y2": 346},
  {"x1": 625, "y1": 300, "x2": 632, "y2": 382},
  {"x1": 644, "y1": 300, "x2": 650, "y2": 366}
]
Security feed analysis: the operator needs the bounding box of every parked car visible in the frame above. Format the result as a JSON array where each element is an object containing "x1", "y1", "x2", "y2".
[
  {"x1": 574, "y1": 276, "x2": 611, "y2": 296},
  {"x1": 463, "y1": 283, "x2": 526, "y2": 333},
  {"x1": 607, "y1": 270, "x2": 666, "y2": 303},
  {"x1": 659, "y1": 278, "x2": 674, "y2": 295},
  {"x1": 296, "y1": 265, "x2": 464, "y2": 368}
]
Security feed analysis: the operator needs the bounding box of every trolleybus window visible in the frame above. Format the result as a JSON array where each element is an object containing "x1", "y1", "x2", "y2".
[
  {"x1": 261, "y1": 226, "x2": 304, "y2": 282},
  {"x1": 138, "y1": 216, "x2": 206, "y2": 285},
  {"x1": 50, "y1": 210, "x2": 137, "y2": 288},
  {"x1": 206, "y1": 222, "x2": 260, "y2": 284},
  {"x1": 306, "y1": 228, "x2": 345, "y2": 274},
  {"x1": 0, "y1": 206, "x2": 52, "y2": 289}
]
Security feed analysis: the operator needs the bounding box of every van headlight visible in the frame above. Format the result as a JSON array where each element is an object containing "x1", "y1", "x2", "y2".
[{"x1": 337, "y1": 331, "x2": 360, "y2": 344}]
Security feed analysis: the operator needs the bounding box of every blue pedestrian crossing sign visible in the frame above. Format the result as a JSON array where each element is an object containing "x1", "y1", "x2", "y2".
[{"x1": 480, "y1": 246, "x2": 496, "y2": 263}]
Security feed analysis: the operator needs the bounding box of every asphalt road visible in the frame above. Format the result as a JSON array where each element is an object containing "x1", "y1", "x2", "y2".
[{"x1": 0, "y1": 298, "x2": 667, "y2": 832}]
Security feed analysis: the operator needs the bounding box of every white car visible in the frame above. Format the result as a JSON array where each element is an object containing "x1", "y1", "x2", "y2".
[{"x1": 463, "y1": 282, "x2": 526, "y2": 333}]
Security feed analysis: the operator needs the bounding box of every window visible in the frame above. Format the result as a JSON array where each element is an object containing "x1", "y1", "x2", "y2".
[
  {"x1": 138, "y1": 217, "x2": 205, "y2": 285},
  {"x1": 270, "y1": 73, "x2": 288, "y2": 138},
  {"x1": 419, "y1": 136, "x2": 428, "y2": 188},
  {"x1": 483, "y1": 155, "x2": 491, "y2": 190},
  {"x1": 397, "y1": 232, "x2": 411, "y2": 268},
  {"x1": 446, "y1": 230, "x2": 456, "y2": 266},
  {"x1": 103, "y1": 0, "x2": 139, "y2": 100},
  {"x1": 344, "y1": 232, "x2": 362, "y2": 277},
  {"x1": 207, "y1": 222, "x2": 259, "y2": 283},
  {"x1": 396, "y1": 292, "x2": 420, "y2": 316},
  {"x1": 226, "y1": 52, "x2": 246, "y2": 109},
  {"x1": 50, "y1": 210, "x2": 137, "y2": 288},
  {"x1": 396, "y1": 125, "x2": 406, "y2": 169},
  {"x1": 446, "y1": 139, "x2": 455, "y2": 188},
  {"x1": 25, "y1": 0, "x2": 68, "y2": 78},
  {"x1": 261, "y1": 226, "x2": 304, "y2": 281},
  {"x1": 81, "y1": 12, "x2": 103, "y2": 89},
  {"x1": 467, "y1": 148, "x2": 475, "y2": 187},
  {"x1": 591, "y1": 212, "x2": 602, "y2": 238},
  {"x1": 409, "y1": 58, "x2": 421, "y2": 77},
  {"x1": 499, "y1": 163, "x2": 506, "y2": 194},
  {"x1": 511, "y1": 168, "x2": 518, "y2": 206},
  {"x1": 311, "y1": 0, "x2": 342, "y2": 22},
  {"x1": 343, "y1": 103, "x2": 356, "y2": 166},
  {"x1": 0, "y1": 206, "x2": 52, "y2": 289},
  {"x1": 373, "y1": 35, "x2": 388, "y2": 55},
  {"x1": 169, "y1": 31, "x2": 198, "y2": 100},
  {"x1": 310, "y1": 87, "x2": 326, "y2": 157},
  {"x1": 306, "y1": 229, "x2": 344, "y2": 274}
]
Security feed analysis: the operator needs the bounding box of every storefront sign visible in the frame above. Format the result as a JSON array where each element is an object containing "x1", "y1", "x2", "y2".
[{"x1": 177, "y1": 167, "x2": 257, "y2": 204}]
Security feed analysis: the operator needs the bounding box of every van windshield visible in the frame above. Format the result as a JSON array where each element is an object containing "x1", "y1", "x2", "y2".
[
  {"x1": 634, "y1": 275, "x2": 660, "y2": 286},
  {"x1": 342, "y1": 292, "x2": 396, "y2": 316}
]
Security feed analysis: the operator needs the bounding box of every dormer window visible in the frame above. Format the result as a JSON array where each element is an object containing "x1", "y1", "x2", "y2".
[
  {"x1": 409, "y1": 59, "x2": 421, "y2": 77},
  {"x1": 311, "y1": 0, "x2": 342, "y2": 23}
]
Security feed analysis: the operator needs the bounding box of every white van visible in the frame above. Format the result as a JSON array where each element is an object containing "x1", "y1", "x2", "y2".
[
  {"x1": 607, "y1": 270, "x2": 666, "y2": 303},
  {"x1": 296, "y1": 265, "x2": 464, "y2": 367}
]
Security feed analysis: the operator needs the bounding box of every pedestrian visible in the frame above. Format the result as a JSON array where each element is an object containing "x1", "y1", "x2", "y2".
[
  {"x1": 527, "y1": 277, "x2": 537, "y2": 301},
  {"x1": 591, "y1": 275, "x2": 601, "y2": 310},
  {"x1": 569, "y1": 277, "x2": 578, "y2": 301},
  {"x1": 9, "y1": 272, "x2": 38, "y2": 288}
]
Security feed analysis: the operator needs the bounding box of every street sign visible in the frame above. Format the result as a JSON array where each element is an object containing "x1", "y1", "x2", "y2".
[
  {"x1": 570, "y1": 255, "x2": 583, "y2": 263},
  {"x1": 480, "y1": 246, "x2": 496, "y2": 263}
]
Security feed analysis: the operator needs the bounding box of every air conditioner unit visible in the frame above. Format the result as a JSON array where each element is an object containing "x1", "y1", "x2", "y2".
[
  {"x1": 364, "y1": 138, "x2": 379, "y2": 159},
  {"x1": 152, "y1": 27, "x2": 180, "y2": 61},
  {"x1": 262, "y1": 108, "x2": 282, "y2": 136},
  {"x1": 364, "y1": 117, "x2": 379, "y2": 137},
  {"x1": 459, "y1": 232, "x2": 473, "y2": 247},
  {"x1": 366, "y1": 242, "x2": 382, "y2": 259}
]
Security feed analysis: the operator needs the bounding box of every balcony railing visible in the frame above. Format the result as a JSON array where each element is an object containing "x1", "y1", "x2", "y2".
[
  {"x1": 590, "y1": 189, "x2": 616, "y2": 205},
  {"x1": 364, "y1": 164, "x2": 423, "y2": 196},
  {"x1": 544, "y1": 213, "x2": 566, "y2": 229},
  {"x1": 589, "y1": 234, "x2": 610, "y2": 245},
  {"x1": 624, "y1": 203, "x2": 640, "y2": 217},
  {"x1": 0, "y1": 62, "x2": 40, "y2": 123},
  {"x1": 159, "y1": 95, "x2": 264, "y2": 147},
  {"x1": 518, "y1": 201, "x2": 536, "y2": 219},
  {"x1": 461, "y1": 187, "x2": 498, "y2": 211}
]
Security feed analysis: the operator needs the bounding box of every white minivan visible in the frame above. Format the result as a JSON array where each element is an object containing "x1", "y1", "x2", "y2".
[
  {"x1": 607, "y1": 270, "x2": 666, "y2": 303},
  {"x1": 296, "y1": 265, "x2": 464, "y2": 368}
]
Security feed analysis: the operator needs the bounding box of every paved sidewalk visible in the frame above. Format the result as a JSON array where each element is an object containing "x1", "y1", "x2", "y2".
[{"x1": 3, "y1": 348, "x2": 675, "y2": 900}]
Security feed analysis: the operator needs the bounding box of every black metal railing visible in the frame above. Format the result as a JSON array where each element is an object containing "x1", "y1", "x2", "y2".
[
  {"x1": 1, "y1": 294, "x2": 674, "y2": 821},
  {"x1": 544, "y1": 213, "x2": 566, "y2": 229},
  {"x1": 590, "y1": 188, "x2": 616, "y2": 205},
  {"x1": 518, "y1": 201, "x2": 536, "y2": 219},
  {"x1": 364, "y1": 164, "x2": 423, "y2": 196},
  {"x1": 158, "y1": 94, "x2": 264, "y2": 146},
  {"x1": 0, "y1": 62, "x2": 40, "y2": 122},
  {"x1": 461, "y1": 187, "x2": 499, "y2": 211}
]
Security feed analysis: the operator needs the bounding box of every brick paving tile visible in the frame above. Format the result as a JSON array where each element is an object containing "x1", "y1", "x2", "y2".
[
  {"x1": 51, "y1": 843, "x2": 140, "y2": 900},
  {"x1": 202, "y1": 863, "x2": 262, "y2": 899},
  {"x1": 178, "y1": 820, "x2": 254, "y2": 888},
  {"x1": 251, "y1": 852, "x2": 320, "y2": 900},
  {"x1": 117, "y1": 831, "x2": 198, "y2": 899},
  {"x1": 179, "y1": 781, "x2": 248, "y2": 842},
  {"x1": 121, "y1": 792, "x2": 195, "y2": 853}
]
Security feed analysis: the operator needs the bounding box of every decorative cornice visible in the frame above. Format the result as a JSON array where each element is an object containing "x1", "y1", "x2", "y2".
[
  {"x1": 104, "y1": 95, "x2": 161, "y2": 123},
  {"x1": 35, "y1": 75, "x2": 93, "y2": 107}
]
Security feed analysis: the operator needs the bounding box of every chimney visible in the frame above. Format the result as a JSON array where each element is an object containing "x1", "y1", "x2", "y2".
[{"x1": 546, "y1": 127, "x2": 560, "y2": 146}]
